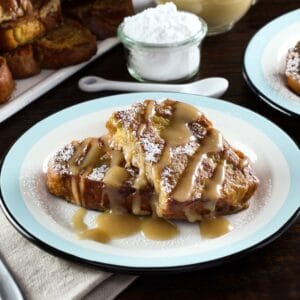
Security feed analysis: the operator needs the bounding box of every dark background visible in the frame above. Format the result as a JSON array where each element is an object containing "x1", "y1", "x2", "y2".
[{"x1": 0, "y1": 0, "x2": 299, "y2": 299}]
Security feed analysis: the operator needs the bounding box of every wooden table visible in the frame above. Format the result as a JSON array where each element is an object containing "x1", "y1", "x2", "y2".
[{"x1": 1, "y1": 0, "x2": 299, "y2": 298}]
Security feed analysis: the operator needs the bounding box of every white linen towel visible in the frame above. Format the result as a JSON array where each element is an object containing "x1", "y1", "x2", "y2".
[{"x1": 0, "y1": 210, "x2": 136, "y2": 300}]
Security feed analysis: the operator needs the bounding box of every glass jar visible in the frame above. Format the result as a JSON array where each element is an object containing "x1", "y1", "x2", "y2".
[
  {"x1": 118, "y1": 19, "x2": 207, "y2": 82},
  {"x1": 156, "y1": 0, "x2": 252, "y2": 36}
]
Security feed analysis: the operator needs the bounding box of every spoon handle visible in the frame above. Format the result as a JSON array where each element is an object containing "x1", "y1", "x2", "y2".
[
  {"x1": 0, "y1": 257, "x2": 24, "y2": 300},
  {"x1": 78, "y1": 76, "x2": 183, "y2": 93}
]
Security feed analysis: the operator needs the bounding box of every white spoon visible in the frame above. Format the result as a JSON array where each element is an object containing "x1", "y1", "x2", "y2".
[{"x1": 78, "y1": 76, "x2": 229, "y2": 98}]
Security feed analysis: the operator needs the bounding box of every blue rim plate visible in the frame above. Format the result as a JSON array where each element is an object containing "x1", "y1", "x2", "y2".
[
  {"x1": 244, "y1": 9, "x2": 300, "y2": 116},
  {"x1": 1, "y1": 92, "x2": 300, "y2": 274}
]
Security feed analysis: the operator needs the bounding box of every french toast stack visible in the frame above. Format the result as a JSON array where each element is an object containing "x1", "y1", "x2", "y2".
[
  {"x1": 0, "y1": 0, "x2": 134, "y2": 104},
  {"x1": 47, "y1": 100, "x2": 259, "y2": 222},
  {"x1": 0, "y1": 0, "x2": 63, "y2": 80}
]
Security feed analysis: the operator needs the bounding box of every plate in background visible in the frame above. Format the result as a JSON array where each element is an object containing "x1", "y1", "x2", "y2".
[
  {"x1": 0, "y1": 92, "x2": 299, "y2": 273},
  {"x1": 244, "y1": 9, "x2": 300, "y2": 116}
]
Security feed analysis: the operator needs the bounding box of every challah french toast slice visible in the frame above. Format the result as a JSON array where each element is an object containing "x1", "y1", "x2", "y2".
[
  {"x1": 285, "y1": 41, "x2": 300, "y2": 95},
  {"x1": 0, "y1": 56, "x2": 15, "y2": 103},
  {"x1": 106, "y1": 100, "x2": 259, "y2": 221},
  {"x1": 3, "y1": 44, "x2": 40, "y2": 78},
  {"x1": 63, "y1": 0, "x2": 134, "y2": 40},
  {"x1": 34, "y1": 18, "x2": 97, "y2": 69},
  {"x1": 0, "y1": 0, "x2": 33, "y2": 24},
  {"x1": 47, "y1": 137, "x2": 153, "y2": 215},
  {"x1": 0, "y1": 0, "x2": 62, "y2": 51}
]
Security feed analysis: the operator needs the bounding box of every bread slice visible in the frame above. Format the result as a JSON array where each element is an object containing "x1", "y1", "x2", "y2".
[
  {"x1": 34, "y1": 18, "x2": 97, "y2": 69},
  {"x1": 106, "y1": 100, "x2": 259, "y2": 221},
  {"x1": 0, "y1": 56, "x2": 15, "y2": 104},
  {"x1": 0, "y1": 0, "x2": 62, "y2": 51},
  {"x1": 33, "y1": 0, "x2": 62, "y2": 31},
  {"x1": 3, "y1": 44, "x2": 40, "y2": 78},
  {"x1": 63, "y1": 0, "x2": 134, "y2": 40},
  {"x1": 285, "y1": 41, "x2": 300, "y2": 95},
  {"x1": 47, "y1": 137, "x2": 153, "y2": 215},
  {"x1": 0, "y1": 0, "x2": 33, "y2": 24}
]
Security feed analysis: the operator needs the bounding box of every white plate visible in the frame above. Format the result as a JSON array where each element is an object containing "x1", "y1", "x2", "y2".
[
  {"x1": 244, "y1": 9, "x2": 300, "y2": 116},
  {"x1": 0, "y1": 38, "x2": 119, "y2": 123},
  {"x1": 1, "y1": 92, "x2": 299, "y2": 273}
]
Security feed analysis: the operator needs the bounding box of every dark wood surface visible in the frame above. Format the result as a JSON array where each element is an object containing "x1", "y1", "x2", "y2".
[{"x1": 1, "y1": 0, "x2": 299, "y2": 299}]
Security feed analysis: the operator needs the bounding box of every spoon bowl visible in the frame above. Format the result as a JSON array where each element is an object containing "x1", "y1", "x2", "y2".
[{"x1": 79, "y1": 76, "x2": 229, "y2": 98}]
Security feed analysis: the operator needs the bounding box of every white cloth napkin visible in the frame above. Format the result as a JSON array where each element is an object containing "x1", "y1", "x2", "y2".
[{"x1": 0, "y1": 210, "x2": 136, "y2": 300}]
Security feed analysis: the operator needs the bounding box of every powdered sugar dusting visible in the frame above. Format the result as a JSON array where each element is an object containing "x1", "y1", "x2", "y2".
[
  {"x1": 285, "y1": 45, "x2": 300, "y2": 82},
  {"x1": 139, "y1": 126, "x2": 164, "y2": 163},
  {"x1": 161, "y1": 167, "x2": 176, "y2": 193},
  {"x1": 50, "y1": 143, "x2": 75, "y2": 175},
  {"x1": 87, "y1": 165, "x2": 109, "y2": 181},
  {"x1": 172, "y1": 142, "x2": 198, "y2": 157},
  {"x1": 54, "y1": 143, "x2": 74, "y2": 161}
]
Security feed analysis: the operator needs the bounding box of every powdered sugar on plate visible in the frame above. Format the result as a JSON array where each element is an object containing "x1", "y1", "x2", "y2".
[{"x1": 261, "y1": 22, "x2": 300, "y2": 103}]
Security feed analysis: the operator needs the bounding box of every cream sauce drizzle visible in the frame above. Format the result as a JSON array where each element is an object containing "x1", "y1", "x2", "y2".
[
  {"x1": 202, "y1": 159, "x2": 226, "y2": 201},
  {"x1": 71, "y1": 209, "x2": 232, "y2": 243},
  {"x1": 144, "y1": 100, "x2": 156, "y2": 121},
  {"x1": 239, "y1": 157, "x2": 249, "y2": 169},
  {"x1": 141, "y1": 217, "x2": 179, "y2": 240},
  {"x1": 72, "y1": 208, "x2": 88, "y2": 232},
  {"x1": 69, "y1": 138, "x2": 106, "y2": 206},
  {"x1": 172, "y1": 129, "x2": 223, "y2": 202},
  {"x1": 71, "y1": 177, "x2": 80, "y2": 205},
  {"x1": 103, "y1": 166, "x2": 130, "y2": 188},
  {"x1": 71, "y1": 208, "x2": 178, "y2": 242},
  {"x1": 157, "y1": 102, "x2": 201, "y2": 173},
  {"x1": 200, "y1": 217, "x2": 232, "y2": 238},
  {"x1": 96, "y1": 213, "x2": 141, "y2": 238}
]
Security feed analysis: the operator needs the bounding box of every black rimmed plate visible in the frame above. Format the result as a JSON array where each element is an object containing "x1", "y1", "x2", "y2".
[
  {"x1": 1, "y1": 93, "x2": 299, "y2": 274},
  {"x1": 244, "y1": 9, "x2": 300, "y2": 116}
]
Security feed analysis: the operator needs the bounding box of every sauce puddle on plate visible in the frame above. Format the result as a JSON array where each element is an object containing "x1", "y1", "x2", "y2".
[
  {"x1": 200, "y1": 217, "x2": 233, "y2": 238},
  {"x1": 71, "y1": 208, "x2": 232, "y2": 244}
]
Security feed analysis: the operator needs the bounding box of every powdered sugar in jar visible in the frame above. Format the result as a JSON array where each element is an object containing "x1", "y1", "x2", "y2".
[{"x1": 118, "y1": 3, "x2": 207, "y2": 82}]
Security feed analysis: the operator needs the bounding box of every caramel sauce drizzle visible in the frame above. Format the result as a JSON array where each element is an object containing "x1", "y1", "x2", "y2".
[
  {"x1": 72, "y1": 208, "x2": 231, "y2": 243},
  {"x1": 202, "y1": 159, "x2": 226, "y2": 201},
  {"x1": 144, "y1": 100, "x2": 156, "y2": 121},
  {"x1": 141, "y1": 217, "x2": 179, "y2": 241},
  {"x1": 68, "y1": 137, "x2": 129, "y2": 209},
  {"x1": 200, "y1": 217, "x2": 232, "y2": 238},
  {"x1": 72, "y1": 208, "x2": 179, "y2": 242},
  {"x1": 156, "y1": 102, "x2": 201, "y2": 173},
  {"x1": 103, "y1": 166, "x2": 129, "y2": 188},
  {"x1": 239, "y1": 157, "x2": 249, "y2": 169},
  {"x1": 72, "y1": 208, "x2": 88, "y2": 232},
  {"x1": 173, "y1": 129, "x2": 223, "y2": 202},
  {"x1": 149, "y1": 101, "x2": 225, "y2": 205},
  {"x1": 96, "y1": 213, "x2": 141, "y2": 239}
]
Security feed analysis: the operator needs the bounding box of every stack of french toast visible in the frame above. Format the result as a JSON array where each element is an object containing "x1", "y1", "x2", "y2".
[
  {"x1": 0, "y1": 0, "x2": 134, "y2": 103},
  {"x1": 47, "y1": 99, "x2": 259, "y2": 222}
]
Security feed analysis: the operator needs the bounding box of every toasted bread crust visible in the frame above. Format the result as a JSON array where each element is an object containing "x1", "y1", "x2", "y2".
[
  {"x1": 3, "y1": 44, "x2": 40, "y2": 78},
  {"x1": 63, "y1": 0, "x2": 134, "y2": 40},
  {"x1": 0, "y1": 56, "x2": 15, "y2": 103},
  {"x1": 47, "y1": 168, "x2": 153, "y2": 213},
  {"x1": 34, "y1": 18, "x2": 97, "y2": 69}
]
